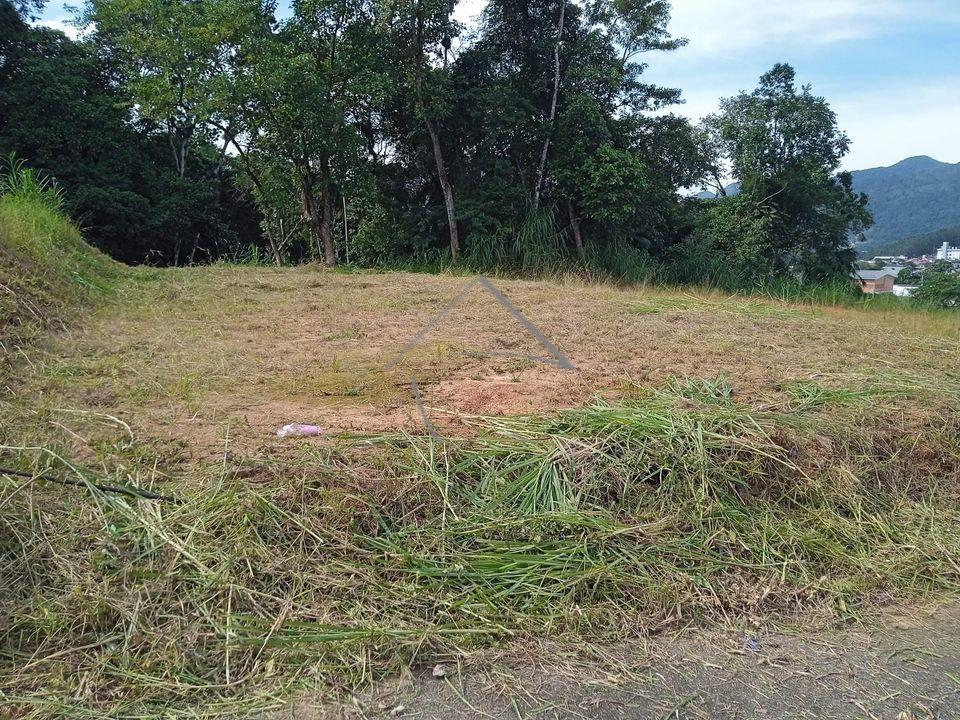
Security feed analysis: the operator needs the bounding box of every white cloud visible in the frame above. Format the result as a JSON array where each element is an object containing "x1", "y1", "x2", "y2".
[
  {"x1": 662, "y1": 76, "x2": 960, "y2": 170},
  {"x1": 650, "y1": 1, "x2": 960, "y2": 169},
  {"x1": 660, "y1": 76, "x2": 960, "y2": 170},
  {"x1": 663, "y1": 0, "x2": 916, "y2": 61},
  {"x1": 35, "y1": 17, "x2": 84, "y2": 40},
  {"x1": 458, "y1": 0, "x2": 958, "y2": 52},
  {"x1": 451, "y1": 0, "x2": 960, "y2": 169},
  {"x1": 832, "y1": 80, "x2": 960, "y2": 169}
]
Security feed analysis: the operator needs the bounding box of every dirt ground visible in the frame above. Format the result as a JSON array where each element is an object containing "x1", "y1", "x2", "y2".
[
  {"x1": 286, "y1": 603, "x2": 960, "y2": 720},
  {"x1": 14, "y1": 266, "x2": 959, "y2": 462}
]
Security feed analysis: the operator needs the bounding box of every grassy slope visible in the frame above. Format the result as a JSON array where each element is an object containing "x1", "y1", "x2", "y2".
[
  {"x1": 1, "y1": 247, "x2": 959, "y2": 716},
  {"x1": 0, "y1": 195, "x2": 120, "y2": 369}
]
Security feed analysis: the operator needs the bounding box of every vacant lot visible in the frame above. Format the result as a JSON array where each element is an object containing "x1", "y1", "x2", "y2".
[
  {"x1": 2, "y1": 266, "x2": 960, "y2": 718},
  {"x1": 7, "y1": 266, "x2": 958, "y2": 456}
]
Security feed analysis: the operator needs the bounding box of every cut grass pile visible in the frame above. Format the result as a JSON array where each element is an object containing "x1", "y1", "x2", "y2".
[{"x1": 2, "y1": 375, "x2": 959, "y2": 718}]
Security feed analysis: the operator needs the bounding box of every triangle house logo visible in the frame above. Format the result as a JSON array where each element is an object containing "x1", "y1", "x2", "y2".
[{"x1": 386, "y1": 275, "x2": 575, "y2": 438}]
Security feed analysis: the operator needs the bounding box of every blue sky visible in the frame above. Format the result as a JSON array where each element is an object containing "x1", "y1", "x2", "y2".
[
  {"x1": 39, "y1": 0, "x2": 960, "y2": 171},
  {"x1": 638, "y1": 0, "x2": 960, "y2": 171}
]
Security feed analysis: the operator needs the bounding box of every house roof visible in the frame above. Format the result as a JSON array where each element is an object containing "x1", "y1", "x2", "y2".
[{"x1": 856, "y1": 270, "x2": 898, "y2": 280}]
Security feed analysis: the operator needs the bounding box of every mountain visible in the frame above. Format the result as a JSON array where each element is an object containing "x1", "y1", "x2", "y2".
[
  {"x1": 867, "y1": 225, "x2": 960, "y2": 260},
  {"x1": 851, "y1": 156, "x2": 960, "y2": 256},
  {"x1": 693, "y1": 183, "x2": 740, "y2": 200}
]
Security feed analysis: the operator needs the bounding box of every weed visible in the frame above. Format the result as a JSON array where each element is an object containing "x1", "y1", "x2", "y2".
[
  {"x1": 0, "y1": 155, "x2": 65, "y2": 213},
  {"x1": 325, "y1": 327, "x2": 362, "y2": 341},
  {"x1": 667, "y1": 373, "x2": 735, "y2": 405}
]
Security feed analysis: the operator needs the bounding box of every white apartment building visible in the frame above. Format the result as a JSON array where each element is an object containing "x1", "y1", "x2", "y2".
[{"x1": 936, "y1": 242, "x2": 960, "y2": 261}]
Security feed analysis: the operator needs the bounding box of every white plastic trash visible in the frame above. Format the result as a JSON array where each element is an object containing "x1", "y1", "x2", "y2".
[{"x1": 276, "y1": 423, "x2": 323, "y2": 438}]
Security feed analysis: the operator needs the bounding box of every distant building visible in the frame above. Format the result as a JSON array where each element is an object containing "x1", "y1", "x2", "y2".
[
  {"x1": 871, "y1": 255, "x2": 908, "y2": 264},
  {"x1": 854, "y1": 269, "x2": 897, "y2": 294},
  {"x1": 936, "y1": 242, "x2": 960, "y2": 261},
  {"x1": 892, "y1": 285, "x2": 916, "y2": 297}
]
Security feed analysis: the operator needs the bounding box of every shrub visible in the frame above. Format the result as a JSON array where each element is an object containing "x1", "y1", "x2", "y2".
[{"x1": 913, "y1": 261, "x2": 960, "y2": 309}]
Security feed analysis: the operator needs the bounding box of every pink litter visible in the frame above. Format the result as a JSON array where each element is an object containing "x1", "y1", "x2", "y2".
[{"x1": 276, "y1": 423, "x2": 323, "y2": 438}]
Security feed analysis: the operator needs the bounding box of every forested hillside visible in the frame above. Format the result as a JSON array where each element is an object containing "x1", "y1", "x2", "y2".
[
  {"x1": 868, "y1": 224, "x2": 960, "y2": 259},
  {"x1": 852, "y1": 156, "x2": 960, "y2": 256}
]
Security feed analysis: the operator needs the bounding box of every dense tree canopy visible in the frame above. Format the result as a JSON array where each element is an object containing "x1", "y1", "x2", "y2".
[
  {"x1": 0, "y1": 2, "x2": 260, "y2": 263},
  {"x1": 2, "y1": 0, "x2": 881, "y2": 288},
  {"x1": 913, "y1": 260, "x2": 960, "y2": 308}
]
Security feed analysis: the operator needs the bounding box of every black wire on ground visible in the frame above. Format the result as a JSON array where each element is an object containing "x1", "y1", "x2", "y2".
[{"x1": 0, "y1": 466, "x2": 183, "y2": 504}]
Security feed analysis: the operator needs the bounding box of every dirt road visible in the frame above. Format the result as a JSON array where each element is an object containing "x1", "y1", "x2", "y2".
[{"x1": 290, "y1": 604, "x2": 960, "y2": 720}]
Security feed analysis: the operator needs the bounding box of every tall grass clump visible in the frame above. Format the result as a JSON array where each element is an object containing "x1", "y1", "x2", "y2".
[
  {"x1": 2, "y1": 377, "x2": 958, "y2": 718},
  {"x1": 581, "y1": 237, "x2": 657, "y2": 284},
  {"x1": 463, "y1": 206, "x2": 571, "y2": 276},
  {"x1": 0, "y1": 156, "x2": 66, "y2": 212}
]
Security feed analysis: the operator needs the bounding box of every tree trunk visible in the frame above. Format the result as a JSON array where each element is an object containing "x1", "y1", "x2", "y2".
[
  {"x1": 270, "y1": 238, "x2": 283, "y2": 267},
  {"x1": 187, "y1": 235, "x2": 199, "y2": 265},
  {"x1": 168, "y1": 125, "x2": 190, "y2": 178},
  {"x1": 320, "y1": 191, "x2": 335, "y2": 266},
  {"x1": 532, "y1": 0, "x2": 566, "y2": 210},
  {"x1": 265, "y1": 222, "x2": 283, "y2": 267},
  {"x1": 413, "y1": 0, "x2": 459, "y2": 263},
  {"x1": 342, "y1": 196, "x2": 350, "y2": 265},
  {"x1": 319, "y1": 156, "x2": 336, "y2": 266},
  {"x1": 424, "y1": 117, "x2": 460, "y2": 261},
  {"x1": 567, "y1": 199, "x2": 584, "y2": 255},
  {"x1": 712, "y1": 171, "x2": 727, "y2": 197},
  {"x1": 300, "y1": 177, "x2": 325, "y2": 262}
]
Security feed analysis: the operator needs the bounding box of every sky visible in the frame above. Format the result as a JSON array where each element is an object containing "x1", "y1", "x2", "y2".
[{"x1": 37, "y1": 0, "x2": 960, "y2": 171}]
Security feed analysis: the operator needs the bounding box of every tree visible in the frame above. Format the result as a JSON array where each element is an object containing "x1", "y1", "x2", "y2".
[
  {"x1": 5, "y1": 0, "x2": 42, "y2": 19},
  {"x1": 693, "y1": 116, "x2": 727, "y2": 197},
  {"x1": 0, "y1": 4, "x2": 259, "y2": 263},
  {"x1": 220, "y1": 0, "x2": 380, "y2": 265},
  {"x1": 913, "y1": 261, "x2": 960, "y2": 308},
  {"x1": 383, "y1": 0, "x2": 462, "y2": 261},
  {"x1": 239, "y1": 154, "x2": 310, "y2": 266},
  {"x1": 700, "y1": 63, "x2": 872, "y2": 281},
  {"x1": 87, "y1": 0, "x2": 379, "y2": 266},
  {"x1": 531, "y1": 0, "x2": 565, "y2": 211},
  {"x1": 442, "y1": 0, "x2": 686, "y2": 262},
  {"x1": 83, "y1": 0, "x2": 264, "y2": 178}
]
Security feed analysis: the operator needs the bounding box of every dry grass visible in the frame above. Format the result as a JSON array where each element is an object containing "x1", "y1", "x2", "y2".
[
  {"x1": 1, "y1": 265, "x2": 959, "y2": 719},
  {"x1": 6, "y1": 265, "x2": 957, "y2": 459}
]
